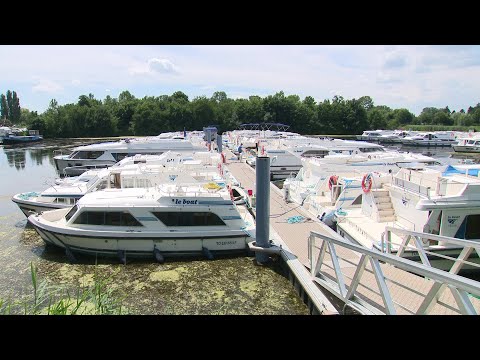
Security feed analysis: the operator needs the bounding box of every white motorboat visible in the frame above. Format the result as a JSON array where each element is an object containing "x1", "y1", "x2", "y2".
[
  {"x1": 246, "y1": 140, "x2": 390, "y2": 180},
  {"x1": 13, "y1": 152, "x2": 230, "y2": 217},
  {"x1": 452, "y1": 134, "x2": 480, "y2": 153},
  {"x1": 334, "y1": 166, "x2": 480, "y2": 271},
  {"x1": 53, "y1": 137, "x2": 207, "y2": 176},
  {"x1": 401, "y1": 132, "x2": 456, "y2": 147},
  {"x1": 283, "y1": 151, "x2": 441, "y2": 224},
  {"x1": 356, "y1": 130, "x2": 393, "y2": 142},
  {"x1": 28, "y1": 183, "x2": 255, "y2": 259}
]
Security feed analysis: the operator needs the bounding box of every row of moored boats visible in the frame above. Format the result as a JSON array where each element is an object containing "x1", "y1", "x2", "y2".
[
  {"x1": 358, "y1": 129, "x2": 480, "y2": 152},
  {"x1": 11, "y1": 127, "x2": 480, "y2": 272}
]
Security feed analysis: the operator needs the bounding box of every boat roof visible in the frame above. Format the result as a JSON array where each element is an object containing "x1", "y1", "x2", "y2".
[
  {"x1": 76, "y1": 185, "x2": 230, "y2": 207},
  {"x1": 72, "y1": 138, "x2": 204, "y2": 152}
]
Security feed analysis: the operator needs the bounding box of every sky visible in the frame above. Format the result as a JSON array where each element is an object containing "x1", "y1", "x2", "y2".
[{"x1": 1, "y1": 45, "x2": 479, "y2": 116}]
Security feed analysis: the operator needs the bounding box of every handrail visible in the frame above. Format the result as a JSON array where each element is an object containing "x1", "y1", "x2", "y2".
[
  {"x1": 385, "y1": 226, "x2": 480, "y2": 250},
  {"x1": 309, "y1": 230, "x2": 480, "y2": 315}
]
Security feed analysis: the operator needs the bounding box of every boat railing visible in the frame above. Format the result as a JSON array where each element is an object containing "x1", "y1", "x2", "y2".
[
  {"x1": 308, "y1": 229, "x2": 480, "y2": 315},
  {"x1": 62, "y1": 163, "x2": 112, "y2": 177},
  {"x1": 156, "y1": 185, "x2": 225, "y2": 198},
  {"x1": 394, "y1": 214, "x2": 416, "y2": 232},
  {"x1": 393, "y1": 177, "x2": 431, "y2": 198}
]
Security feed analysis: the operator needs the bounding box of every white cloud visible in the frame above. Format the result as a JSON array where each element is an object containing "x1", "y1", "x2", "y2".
[
  {"x1": 129, "y1": 57, "x2": 179, "y2": 76},
  {"x1": 148, "y1": 58, "x2": 179, "y2": 74},
  {"x1": 32, "y1": 77, "x2": 63, "y2": 93},
  {"x1": 71, "y1": 79, "x2": 81, "y2": 86}
]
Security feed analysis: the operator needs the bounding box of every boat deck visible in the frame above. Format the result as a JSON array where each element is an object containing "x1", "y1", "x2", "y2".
[
  {"x1": 335, "y1": 207, "x2": 404, "y2": 249},
  {"x1": 223, "y1": 149, "x2": 480, "y2": 315}
]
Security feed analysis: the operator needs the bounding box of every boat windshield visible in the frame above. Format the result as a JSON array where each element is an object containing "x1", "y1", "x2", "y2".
[{"x1": 65, "y1": 205, "x2": 78, "y2": 221}]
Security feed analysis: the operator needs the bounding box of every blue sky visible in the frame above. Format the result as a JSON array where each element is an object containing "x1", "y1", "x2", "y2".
[{"x1": 1, "y1": 45, "x2": 479, "y2": 116}]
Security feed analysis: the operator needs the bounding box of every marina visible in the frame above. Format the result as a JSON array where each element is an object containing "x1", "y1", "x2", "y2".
[
  {"x1": 2, "y1": 133, "x2": 480, "y2": 315},
  {"x1": 0, "y1": 139, "x2": 308, "y2": 315},
  {"x1": 223, "y1": 148, "x2": 480, "y2": 314}
]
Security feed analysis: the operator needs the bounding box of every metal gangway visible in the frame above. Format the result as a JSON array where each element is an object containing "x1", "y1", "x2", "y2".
[{"x1": 308, "y1": 228, "x2": 480, "y2": 315}]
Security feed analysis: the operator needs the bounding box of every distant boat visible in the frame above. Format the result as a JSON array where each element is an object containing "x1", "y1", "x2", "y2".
[
  {"x1": 1, "y1": 129, "x2": 43, "y2": 145},
  {"x1": 452, "y1": 134, "x2": 480, "y2": 153}
]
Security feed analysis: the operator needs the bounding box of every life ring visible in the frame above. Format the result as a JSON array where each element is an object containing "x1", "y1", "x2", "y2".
[
  {"x1": 362, "y1": 173, "x2": 373, "y2": 193},
  {"x1": 328, "y1": 175, "x2": 338, "y2": 190}
]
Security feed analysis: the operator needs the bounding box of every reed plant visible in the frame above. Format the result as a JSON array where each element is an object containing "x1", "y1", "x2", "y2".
[{"x1": 0, "y1": 262, "x2": 129, "y2": 315}]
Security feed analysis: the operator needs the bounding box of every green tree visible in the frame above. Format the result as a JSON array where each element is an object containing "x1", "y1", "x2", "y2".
[
  {"x1": 211, "y1": 91, "x2": 228, "y2": 103},
  {"x1": 358, "y1": 96, "x2": 374, "y2": 111},
  {"x1": 392, "y1": 108, "x2": 414, "y2": 126},
  {"x1": 190, "y1": 96, "x2": 216, "y2": 130},
  {"x1": 0, "y1": 94, "x2": 8, "y2": 120},
  {"x1": 368, "y1": 108, "x2": 388, "y2": 129},
  {"x1": 170, "y1": 91, "x2": 189, "y2": 103},
  {"x1": 11, "y1": 91, "x2": 21, "y2": 123},
  {"x1": 6, "y1": 90, "x2": 13, "y2": 120},
  {"x1": 434, "y1": 111, "x2": 453, "y2": 125}
]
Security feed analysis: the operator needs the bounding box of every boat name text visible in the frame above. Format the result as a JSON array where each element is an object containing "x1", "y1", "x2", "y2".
[{"x1": 173, "y1": 199, "x2": 198, "y2": 205}]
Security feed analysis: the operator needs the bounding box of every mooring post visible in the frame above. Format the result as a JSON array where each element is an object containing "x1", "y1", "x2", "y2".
[
  {"x1": 255, "y1": 155, "x2": 271, "y2": 264},
  {"x1": 216, "y1": 134, "x2": 223, "y2": 153}
]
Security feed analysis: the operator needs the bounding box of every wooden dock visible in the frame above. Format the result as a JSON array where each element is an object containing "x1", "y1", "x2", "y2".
[
  {"x1": 224, "y1": 150, "x2": 340, "y2": 314},
  {"x1": 224, "y1": 150, "x2": 480, "y2": 315}
]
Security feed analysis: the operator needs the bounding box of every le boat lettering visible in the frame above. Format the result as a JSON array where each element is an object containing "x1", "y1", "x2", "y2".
[{"x1": 173, "y1": 199, "x2": 198, "y2": 205}]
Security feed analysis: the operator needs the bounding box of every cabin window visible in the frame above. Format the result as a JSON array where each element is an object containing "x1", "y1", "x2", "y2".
[
  {"x1": 123, "y1": 178, "x2": 135, "y2": 188},
  {"x1": 94, "y1": 180, "x2": 108, "y2": 191},
  {"x1": 112, "y1": 153, "x2": 129, "y2": 161},
  {"x1": 72, "y1": 151, "x2": 104, "y2": 160},
  {"x1": 136, "y1": 179, "x2": 151, "y2": 188},
  {"x1": 73, "y1": 211, "x2": 142, "y2": 226},
  {"x1": 464, "y1": 214, "x2": 480, "y2": 240},
  {"x1": 65, "y1": 205, "x2": 78, "y2": 221},
  {"x1": 152, "y1": 212, "x2": 226, "y2": 226},
  {"x1": 302, "y1": 150, "x2": 328, "y2": 158}
]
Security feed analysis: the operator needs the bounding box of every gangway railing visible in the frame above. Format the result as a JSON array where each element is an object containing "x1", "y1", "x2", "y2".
[
  {"x1": 382, "y1": 227, "x2": 480, "y2": 313},
  {"x1": 383, "y1": 226, "x2": 480, "y2": 270},
  {"x1": 308, "y1": 230, "x2": 480, "y2": 315}
]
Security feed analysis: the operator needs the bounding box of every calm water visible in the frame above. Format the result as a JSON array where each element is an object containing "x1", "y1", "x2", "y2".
[{"x1": 0, "y1": 139, "x2": 309, "y2": 315}]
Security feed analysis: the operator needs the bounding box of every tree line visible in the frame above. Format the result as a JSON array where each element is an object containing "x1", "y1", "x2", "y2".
[
  {"x1": 7, "y1": 90, "x2": 480, "y2": 138},
  {"x1": 0, "y1": 90, "x2": 22, "y2": 124}
]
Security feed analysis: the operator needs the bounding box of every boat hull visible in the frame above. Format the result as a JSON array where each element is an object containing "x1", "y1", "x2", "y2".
[
  {"x1": 1, "y1": 135, "x2": 43, "y2": 144},
  {"x1": 452, "y1": 145, "x2": 480, "y2": 153},
  {"x1": 29, "y1": 215, "x2": 253, "y2": 257},
  {"x1": 12, "y1": 196, "x2": 69, "y2": 217}
]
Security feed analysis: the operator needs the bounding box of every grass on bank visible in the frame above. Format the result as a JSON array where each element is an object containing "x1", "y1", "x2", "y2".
[{"x1": 0, "y1": 263, "x2": 129, "y2": 315}]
